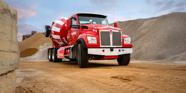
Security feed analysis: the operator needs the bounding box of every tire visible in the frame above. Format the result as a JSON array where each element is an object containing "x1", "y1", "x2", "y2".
[
  {"x1": 69, "y1": 46, "x2": 77, "y2": 63},
  {"x1": 117, "y1": 54, "x2": 130, "y2": 65},
  {"x1": 48, "y1": 48, "x2": 53, "y2": 62},
  {"x1": 51, "y1": 48, "x2": 61, "y2": 62},
  {"x1": 77, "y1": 43, "x2": 88, "y2": 68}
]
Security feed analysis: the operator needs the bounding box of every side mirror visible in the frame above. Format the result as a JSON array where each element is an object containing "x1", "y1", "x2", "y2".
[
  {"x1": 114, "y1": 22, "x2": 118, "y2": 28},
  {"x1": 45, "y1": 25, "x2": 51, "y2": 37}
]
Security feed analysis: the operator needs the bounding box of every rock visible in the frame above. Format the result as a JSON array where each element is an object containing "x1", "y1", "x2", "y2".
[{"x1": 0, "y1": 0, "x2": 19, "y2": 93}]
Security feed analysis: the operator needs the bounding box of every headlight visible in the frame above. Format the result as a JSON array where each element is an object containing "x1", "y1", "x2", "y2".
[
  {"x1": 87, "y1": 36, "x2": 97, "y2": 44},
  {"x1": 124, "y1": 37, "x2": 131, "y2": 44}
]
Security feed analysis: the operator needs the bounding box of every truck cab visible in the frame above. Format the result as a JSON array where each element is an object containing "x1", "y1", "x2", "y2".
[{"x1": 46, "y1": 13, "x2": 133, "y2": 68}]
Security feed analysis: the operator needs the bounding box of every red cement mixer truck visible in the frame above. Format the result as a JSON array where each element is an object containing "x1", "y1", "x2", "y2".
[{"x1": 45, "y1": 13, "x2": 133, "y2": 68}]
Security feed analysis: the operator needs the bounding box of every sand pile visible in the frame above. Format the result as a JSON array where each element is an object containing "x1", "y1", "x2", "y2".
[
  {"x1": 119, "y1": 12, "x2": 186, "y2": 61},
  {"x1": 19, "y1": 33, "x2": 52, "y2": 58}
]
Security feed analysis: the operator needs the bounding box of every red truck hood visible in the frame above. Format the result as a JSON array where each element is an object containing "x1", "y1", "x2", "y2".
[{"x1": 81, "y1": 24, "x2": 121, "y2": 31}]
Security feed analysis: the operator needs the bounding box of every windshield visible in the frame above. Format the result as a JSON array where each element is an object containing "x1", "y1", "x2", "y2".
[{"x1": 78, "y1": 16, "x2": 108, "y2": 25}]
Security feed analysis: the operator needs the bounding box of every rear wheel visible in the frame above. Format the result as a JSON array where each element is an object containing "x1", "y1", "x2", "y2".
[
  {"x1": 117, "y1": 54, "x2": 130, "y2": 65},
  {"x1": 51, "y1": 48, "x2": 61, "y2": 62},
  {"x1": 48, "y1": 48, "x2": 52, "y2": 62},
  {"x1": 77, "y1": 43, "x2": 88, "y2": 68}
]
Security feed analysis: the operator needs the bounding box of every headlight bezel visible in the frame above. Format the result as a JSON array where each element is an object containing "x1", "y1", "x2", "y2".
[
  {"x1": 87, "y1": 36, "x2": 97, "y2": 44},
  {"x1": 124, "y1": 37, "x2": 131, "y2": 44}
]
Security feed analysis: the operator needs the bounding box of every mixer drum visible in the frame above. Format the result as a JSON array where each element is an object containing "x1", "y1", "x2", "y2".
[{"x1": 51, "y1": 18, "x2": 69, "y2": 46}]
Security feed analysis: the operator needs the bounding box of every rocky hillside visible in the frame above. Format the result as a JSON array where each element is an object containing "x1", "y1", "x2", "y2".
[
  {"x1": 0, "y1": 0, "x2": 19, "y2": 93},
  {"x1": 119, "y1": 12, "x2": 186, "y2": 61}
]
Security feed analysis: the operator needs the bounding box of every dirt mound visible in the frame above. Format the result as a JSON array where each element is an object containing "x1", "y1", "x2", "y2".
[
  {"x1": 19, "y1": 33, "x2": 51, "y2": 57},
  {"x1": 119, "y1": 12, "x2": 186, "y2": 61}
]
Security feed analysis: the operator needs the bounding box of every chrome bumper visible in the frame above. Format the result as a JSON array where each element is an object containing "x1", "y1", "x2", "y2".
[{"x1": 88, "y1": 48, "x2": 132, "y2": 56}]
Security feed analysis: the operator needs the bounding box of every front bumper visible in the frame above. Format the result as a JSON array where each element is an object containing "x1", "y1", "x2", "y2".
[{"x1": 88, "y1": 48, "x2": 132, "y2": 56}]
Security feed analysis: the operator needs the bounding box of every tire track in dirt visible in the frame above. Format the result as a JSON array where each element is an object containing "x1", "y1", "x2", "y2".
[{"x1": 16, "y1": 61, "x2": 186, "y2": 93}]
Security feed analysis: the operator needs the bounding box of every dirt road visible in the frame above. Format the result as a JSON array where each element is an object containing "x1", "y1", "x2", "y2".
[{"x1": 16, "y1": 60, "x2": 186, "y2": 93}]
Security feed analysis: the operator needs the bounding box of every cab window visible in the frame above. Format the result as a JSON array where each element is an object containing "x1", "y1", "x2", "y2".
[
  {"x1": 71, "y1": 17, "x2": 80, "y2": 29},
  {"x1": 71, "y1": 17, "x2": 77, "y2": 25}
]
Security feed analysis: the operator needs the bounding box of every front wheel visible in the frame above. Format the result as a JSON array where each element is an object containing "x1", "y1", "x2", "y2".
[
  {"x1": 117, "y1": 54, "x2": 130, "y2": 66},
  {"x1": 77, "y1": 43, "x2": 88, "y2": 68}
]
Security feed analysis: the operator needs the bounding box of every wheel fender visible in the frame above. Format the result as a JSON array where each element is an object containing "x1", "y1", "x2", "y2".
[
  {"x1": 75, "y1": 38, "x2": 87, "y2": 48},
  {"x1": 70, "y1": 39, "x2": 87, "y2": 59},
  {"x1": 77, "y1": 33, "x2": 99, "y2": 48},
  {"x1": 78, "y1": 33, "x2": 95, "y2": 47}
]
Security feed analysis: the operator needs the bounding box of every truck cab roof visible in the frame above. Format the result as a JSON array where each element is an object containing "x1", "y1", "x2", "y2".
[{"x1": 76, "y1": 13, "x2": 107, "y2": 18}]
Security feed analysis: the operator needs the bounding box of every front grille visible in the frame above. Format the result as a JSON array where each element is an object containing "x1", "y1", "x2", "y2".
[
  {"x1": 100, "y1": 31, "x2": 122, "y2": 47},
  {"x1": 100, "y1": 31, "x2": 110, "y2": 46},
  {"x1": 112, "y1": 32, "x2": 122, "y2": 46}
]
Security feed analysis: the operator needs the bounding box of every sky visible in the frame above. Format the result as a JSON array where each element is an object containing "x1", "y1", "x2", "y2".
[{"x1": 4, "y1": 0, "x2": 186, "y2": 39}]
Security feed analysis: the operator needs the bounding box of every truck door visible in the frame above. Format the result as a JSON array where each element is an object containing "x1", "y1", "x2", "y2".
[{"x1": 69, "y1": 17, "x2": 79, "y2": 44}]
